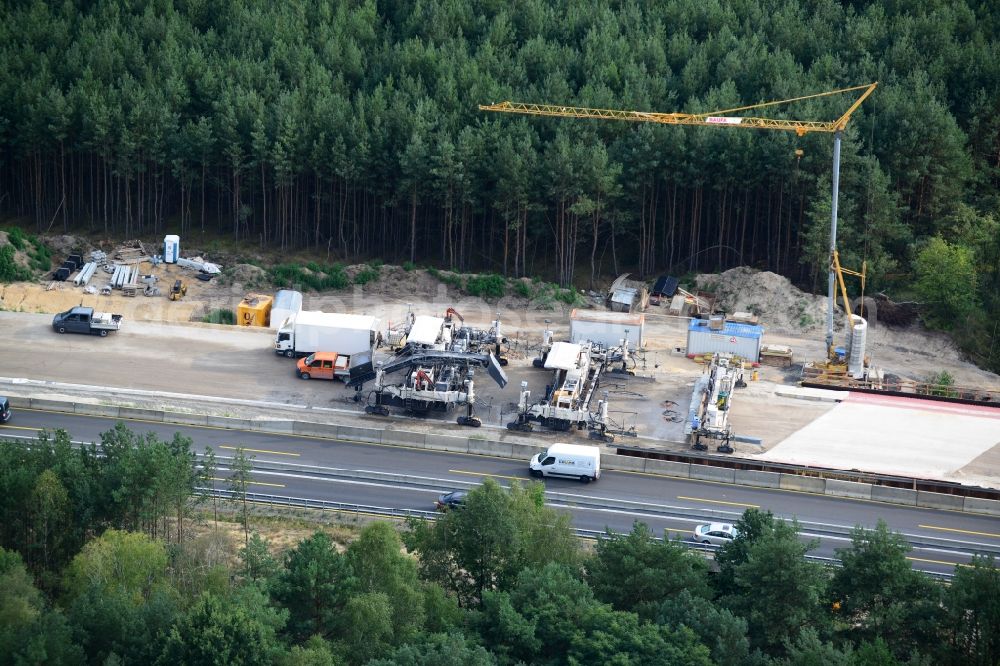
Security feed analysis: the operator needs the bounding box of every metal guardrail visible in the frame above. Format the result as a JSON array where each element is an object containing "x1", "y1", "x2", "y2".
[{"x1": 202, "y1": 488, "x2": 954, "y2": 580}]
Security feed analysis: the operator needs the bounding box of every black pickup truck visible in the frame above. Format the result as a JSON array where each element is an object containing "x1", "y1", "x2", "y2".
[{"x1": 52, "y1": 306, "x2": 123, "y2": 336}]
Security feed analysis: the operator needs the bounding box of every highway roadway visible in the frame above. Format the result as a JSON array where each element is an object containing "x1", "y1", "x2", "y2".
[{"x1": 4, "y1": 407, "x2": 1000, "y2": 577}]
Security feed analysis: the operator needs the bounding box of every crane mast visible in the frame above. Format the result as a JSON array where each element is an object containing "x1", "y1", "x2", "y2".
[{"x1": 481, "y1": 83, "x2": 878, "y2": 358}]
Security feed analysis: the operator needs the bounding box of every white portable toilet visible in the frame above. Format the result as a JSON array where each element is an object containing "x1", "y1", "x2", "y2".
[{"x1": 163, "y1": 234, "x2": 180, "y2": 263}]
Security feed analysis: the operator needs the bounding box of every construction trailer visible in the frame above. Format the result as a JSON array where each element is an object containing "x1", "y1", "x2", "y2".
[
  {"x1": 357, "y1": 350, "x2": 508, "y2": 427},
  {"x1": 686, "y1": 317, "x2": 763, "y2": 363},
  {"x1": 685, "y1": 353, "x2": 747, "y2": 453},
  {"x1": 509, "y1": 339, "x2": 635, "y2": 442},
  {"x1": 569, "y1": 309, "x2": 644, "y2": 349}
]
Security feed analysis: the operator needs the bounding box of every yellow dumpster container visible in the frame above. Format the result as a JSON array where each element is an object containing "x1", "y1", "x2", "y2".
[{"x1": 237, "y1": 294, "x2": 273, "y2": 327}]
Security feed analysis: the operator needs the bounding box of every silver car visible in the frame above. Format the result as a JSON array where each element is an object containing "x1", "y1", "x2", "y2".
[{"x1": 693, "y1": 522, "x2": 739, "y2": 546}]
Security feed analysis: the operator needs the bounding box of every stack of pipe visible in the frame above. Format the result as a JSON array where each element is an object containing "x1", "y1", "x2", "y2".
[{"x1": 73, "y1": 262, "x2": 98, "y2": 286}]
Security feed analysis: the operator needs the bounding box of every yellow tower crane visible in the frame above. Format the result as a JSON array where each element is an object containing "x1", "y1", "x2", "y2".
[{"x1": 480, "y1": 83, "x2": 878, "y2": 359}]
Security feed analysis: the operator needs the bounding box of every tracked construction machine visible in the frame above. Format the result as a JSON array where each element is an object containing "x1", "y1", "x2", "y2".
[
  {"x1": 685, "y1": 353, "x2": 747, "y2": 453},
  {"x1": 509, "y1": 339, "x2": 635, "y2": 442},
  {"x1": 385, "y1": 308, "x2": 509, "y2": 363},
  {"x1": 355, "y1": 350, "x2": 508, "y2": 427}
]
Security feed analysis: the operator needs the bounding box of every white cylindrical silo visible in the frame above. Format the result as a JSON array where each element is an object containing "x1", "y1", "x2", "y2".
[{"x1": 848, "y1": 315, "x2": 867, "y2": 378}]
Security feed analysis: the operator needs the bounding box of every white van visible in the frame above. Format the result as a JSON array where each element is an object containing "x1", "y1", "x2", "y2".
[{"x1": 529, "y1": 443, "x2": 601, "y2": 483}]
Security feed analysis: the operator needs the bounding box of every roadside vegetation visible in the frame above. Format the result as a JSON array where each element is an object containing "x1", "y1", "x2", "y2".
[
  {"x1": 202, "y1": 308, "x2": 236, "y2": 325},
  {"x1": 1, "y1": 425, "x2": 998, "y2": 665},
  {"x1": 0, "y1": 228, "x2": 51, "y2": 282}
]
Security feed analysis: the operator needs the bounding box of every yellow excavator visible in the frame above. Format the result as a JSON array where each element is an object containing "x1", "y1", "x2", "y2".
[{"x1": 169, "y1": 279, "x2": 187, "y2": 301}]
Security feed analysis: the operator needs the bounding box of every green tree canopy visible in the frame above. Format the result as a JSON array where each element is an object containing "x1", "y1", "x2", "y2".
[
  {"x1": 403, "y1": 479, "x2": 578, "y2": 607},
  {"x1": 586, "y1": 520, "x2": 710, "y2": 619}
]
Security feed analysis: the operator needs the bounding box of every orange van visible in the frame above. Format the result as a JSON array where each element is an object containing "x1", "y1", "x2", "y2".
[{"x1": 296, "y1": 351, "x2": 351, "y2": 381}]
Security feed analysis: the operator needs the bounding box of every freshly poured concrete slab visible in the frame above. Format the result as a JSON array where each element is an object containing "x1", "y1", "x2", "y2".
[{"x1": 757, "y1": 392, "x2": 1000, "y2": 485}]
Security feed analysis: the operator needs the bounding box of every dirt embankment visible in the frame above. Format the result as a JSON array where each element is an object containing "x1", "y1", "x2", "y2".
[{"x1": 2, "y1": 231, "x2": 997, "y2": 389}]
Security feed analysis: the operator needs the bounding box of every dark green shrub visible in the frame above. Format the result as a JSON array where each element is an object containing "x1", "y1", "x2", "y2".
[
  {"x1": 269, "y1": 263, "x2": 349, "y2": 291},
  {"x1": 555, "y1": 288, "x2": 584, "y2": 306},
  {"x1": 466, "y1": 273, "x2": 507, "y2": 299},
  {"x1": 353, "y1": 267, "x2": 379, "y2": 285},
  {"x1": 5, "y1": 227, "x2": 27, "y2": 251},
  {"x1": 513, "y1": 281, "x2": 534, "y2": 299},
  {"x1": 203, "y1": 308, "x2": 236, "y2": 325}
]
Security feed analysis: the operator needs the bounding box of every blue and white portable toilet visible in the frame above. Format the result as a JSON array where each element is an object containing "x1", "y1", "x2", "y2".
[{"x1": 163, "y1": 235, "x2": 180, "y2": 263}]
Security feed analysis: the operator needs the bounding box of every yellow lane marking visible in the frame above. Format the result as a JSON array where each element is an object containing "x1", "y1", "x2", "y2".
[
  {"x1": 678, "y1": 495, "x2": 759, "y2": 508},
  {"x1": 220, "y1": 445, "x2": 300, "y2": 457},
  {"x1": 0, "y1": 424, "x2": 43, "y2": 431},
  {"x1": 210, "y1": 477, "x2": 285, "y2": 488},
  {"x1": 918, "y1": 524, "x2": 1000, "y2": 539},
  {"x1": 907, "y1": 556, "x2": 970, "y2": 568},
  {"x1": 449, "y1": 469, "x2": 526, "y2": 482}
]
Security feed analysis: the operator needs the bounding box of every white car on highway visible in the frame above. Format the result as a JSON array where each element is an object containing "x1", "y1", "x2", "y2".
[{"x1": 693, "y1": 522, "x2": 739, "y2": 546}]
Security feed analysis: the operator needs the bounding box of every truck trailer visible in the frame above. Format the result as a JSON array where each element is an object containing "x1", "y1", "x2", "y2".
[{"x1": 275, "y1": 311, "x2": 380, "y2": 358}]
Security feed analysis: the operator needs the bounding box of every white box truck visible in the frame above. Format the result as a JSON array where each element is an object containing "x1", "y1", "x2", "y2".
[
  {"x1": 275, "y1": 311, "x2": 380, "y2": 358},
  {"x1": 529, "y1": 443, "x2": 601, "y2": 482}
]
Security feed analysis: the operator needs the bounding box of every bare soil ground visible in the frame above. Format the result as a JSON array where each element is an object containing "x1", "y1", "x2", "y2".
[{"x1": 2, "y1": 231, "x2": 998, "y2": 459}]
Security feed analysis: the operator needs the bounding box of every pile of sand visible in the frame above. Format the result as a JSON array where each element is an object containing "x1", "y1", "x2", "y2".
[
  {"x1": 227, "y1": 263, "x2": 268, "y2": 286},
  {"x1": 695, "y1": 267, "x2": 833, "y2": 335}
]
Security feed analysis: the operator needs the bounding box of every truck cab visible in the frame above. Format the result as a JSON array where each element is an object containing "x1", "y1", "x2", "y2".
[{"x1": 297, "y1": 352, "x2": 351, "y2": 381}]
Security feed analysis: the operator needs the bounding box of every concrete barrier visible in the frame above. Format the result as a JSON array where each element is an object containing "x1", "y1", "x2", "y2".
[
  {"x1": 825, "y1": 479, "x2": 873, "y2": 500},
  {"x1": 467, "y1": 439, "x2": 513, "y2": 458},
  {"x1": 163, "y1": 412, "x2": 209, "y2": 427},
  {"x1": 381, "y1": 430, "x2": 427, "y2": 448},
  {"x1": 604, "y1": 453, "x2": 646, "y2": 473},
  {"x1": 916, "y1": 491, "x2": 965, "y2": 511},
  {"x1": 643, "y1": 459, "x2": 691, "y2": 479},
  {"x1": 336, "y1": 425, "x2": 382, "y2": 444},
  {"x1": 963, "y1": 497, "x2": 1000, "y2": 517},
  {"x1": 117, "y1": 407, "x2": 165, "y2": 423},
  {"x1": 30, "y1": 398, "x2": 75, "y2": 412},
  {"x1": 292, "y1": 422, "x2": 341, "y2": 439},
  {"x1": 76, "y1": 403, "x2": 121, "y2": 419},
  {"x1": 205, "y1": 416, "x2": 253, "y2": 431},
  {"x1": 428, "y1": 435, "x2": 470, "y2": 454},
  {"x1": 7, "y1": 396, "x2": 30, "y2": 408},
  {"x1": 688, "y1": 464, "x2": 736, "y2": 484},
  {"x1": 870, "y1": 486, "x2": 917, "y2": 506},
  {"x1": 734, "y1": 469, "x2": 781, "y2": 489},
  {"x1": 779, "y1": 475, "x2": 826, "y2": 494},
  {"x1": 510, "y1": 443, "x2": 540, "y2": 460},
  {"x1": 255, "y1": 420, "x2": 295, "y2": 434}
]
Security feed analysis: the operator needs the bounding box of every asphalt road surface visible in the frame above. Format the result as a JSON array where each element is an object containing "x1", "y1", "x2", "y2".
[{"x1": 4, "y1": 407, "x2": 999, "y2": 577}]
